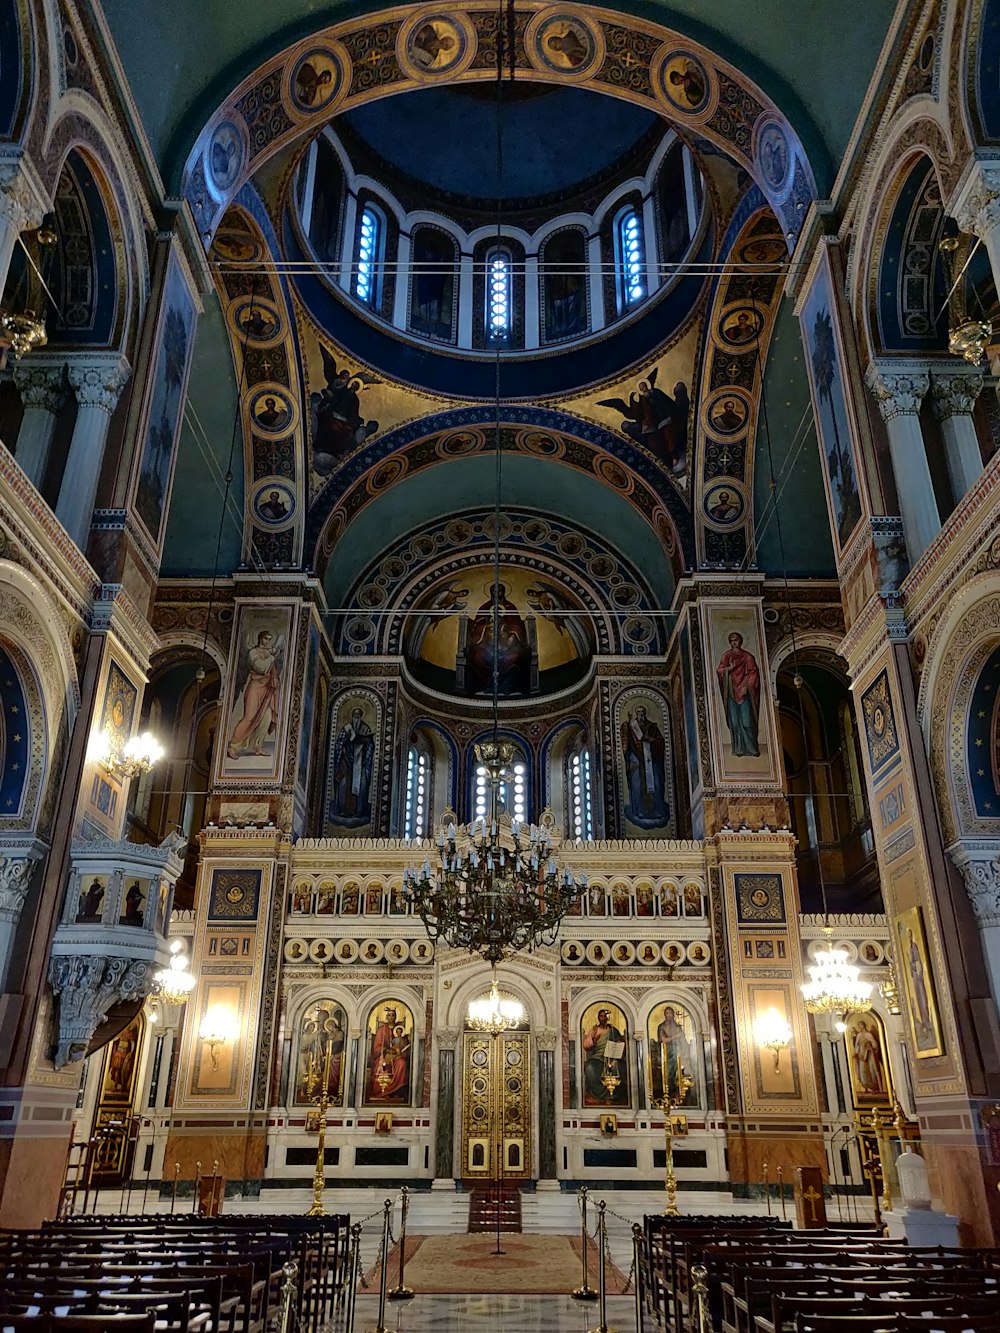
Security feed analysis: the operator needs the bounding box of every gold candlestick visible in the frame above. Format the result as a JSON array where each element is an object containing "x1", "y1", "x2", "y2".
[
  {"x1": 307, "y1": 1038, "x2": 333, "y2": 1217},
  {"x1": 654, "y1": 1061, "x2": 693, "y2": 1216}
]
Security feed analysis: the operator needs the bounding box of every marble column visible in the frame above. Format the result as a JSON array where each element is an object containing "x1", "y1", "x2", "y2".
[
  {"x1": 0, "y1": 151, "x2": 47, "y2": 296},
  {"x1": 865, "y1": 361, "x2": 938, "y2": 561},
  {"x1": 0, "y1": 841, "x2": 47, "y2": 990},
  {"x1": 930, "y1": 366, "x2": 985, "y2": 505},
  {"x1": 56, "y1": 353, "x2": 131, "y2": 549},
  {"x1": 433, "y1": 1026, "x2": 459, "y2": 1185},
  {"x1": 11, "y1": 359, "x2": 65, "y2": 486},
  {"x1": 536, "y1": 1027, "x2": 558, "y2": 1182},
  {"x1": 946, "y1": 841, "x2": 1000, "y2": 1012}
]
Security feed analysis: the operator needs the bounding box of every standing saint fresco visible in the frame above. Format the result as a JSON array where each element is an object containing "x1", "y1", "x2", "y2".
[
  {"x1": 227, "y1": 629, "x2": 284, "y2": 760},
  {"x1": 621, "y1": 704, "x2": 669, "y2": 828},
  {"x1": 716, "y1": 631, "x2": 761, "y2": 757},
  {"x1": 582, "y1": 1004, "x2": 629, "y2": 1106},
  {"x1": 329, "y1": 705, "x2": 375, "y2": 827}
]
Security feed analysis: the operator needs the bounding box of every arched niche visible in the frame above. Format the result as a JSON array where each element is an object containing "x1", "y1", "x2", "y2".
[{"x1": 774, "y1": 650, "x2": 878, "y2": 913}]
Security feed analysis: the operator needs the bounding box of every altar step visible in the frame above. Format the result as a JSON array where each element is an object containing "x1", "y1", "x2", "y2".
[{"x1": 467, "y1": 1188, "x2": 522, "y2": 1233}]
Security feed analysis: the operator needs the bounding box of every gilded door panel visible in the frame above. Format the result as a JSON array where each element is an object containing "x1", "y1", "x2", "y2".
[{"x1": 462, "y1": 1028, "x2": 531, "y2": 1180}]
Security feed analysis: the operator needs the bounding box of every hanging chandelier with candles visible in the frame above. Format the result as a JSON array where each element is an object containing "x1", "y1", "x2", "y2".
[
  {"x1": 402, "y1": 6, "x2": 587, "y2": 966},
  {"x1": 152, "y1": 939, "x2": 196, "y2": 1006},
  {"x1": 403, "y1": 739, "x2": 586, "y2": 965},
  {"x1": 467, "y1": 969, "x2": 525, "y2": 1034},
  {"x1": 801, "y1": 926, "x2": 873, "y2": 1021}
]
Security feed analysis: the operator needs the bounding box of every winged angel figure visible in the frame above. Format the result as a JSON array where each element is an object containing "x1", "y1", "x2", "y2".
[
  {"x1": 597, "y1": 366, "x2": 689, "y2": 474},
  {"x1": 226, "y1": 626, "x2": 286, "y2": 761},
  {"x1": 310, "y1": 345, "x2": 381, "y2": 475}
]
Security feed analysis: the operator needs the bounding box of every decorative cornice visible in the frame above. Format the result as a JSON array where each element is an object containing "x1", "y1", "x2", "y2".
[
  {"x1": 0, "y1": 149, "x2": 50, "y2": 232},
  {"x1": 65, "y1": 353, "x2": 131, "y2": 415},
  {"x1": 865, "y1": 360, "x2": 930, "y2": 421},
  {"x1": 90, "y1": 583, "x2": 161, "y2": 667},
  {"x1": 12, "y1": 362, "x2": 66, "y2": 414},
  {"x1": 949, "y1": 157, "x2": 1000, "y2": 241},
  {"x1": 929, "y1": 366, "x2": 984, "y2": 422},
  {"x1": 0, "y1": 457, "x2": 98, "y2": 622},
  {"x1": 946, "y1": 840, "x2": 1000, "y2": 928}
]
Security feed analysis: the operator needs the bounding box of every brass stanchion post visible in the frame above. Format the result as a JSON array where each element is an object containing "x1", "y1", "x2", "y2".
[
  {"x1": 278, "y1": 1261, "x2": 298, "y2": 1333},
  {"x1": 762, "y1": 1160, "x2": 770, "y2": 1217},
  {"x1": 191, "y1": 1160, "x2": 201, "y2": 1214},
  {"x1": 632, "y1": 1222, "x2": 644, "y2": 1333},
  {"x1": 776, "y1": 1165, "x2": 786, "y2": 1222},
  {"x1": 170, "y1": 1161, "x2": 179, "y2": 1214},
  {"x1": 367, "y1": 1198, "x2": 392, "y2": 1333},
  {"x1": 587, "y1": 1200, "x2": 618, "y2": 1333},
  {"x1": 573, "y1": 1185, "x2": 598, "y2": 1300},
  {"x1": 388, "y1": 1185, "x2": 414, "y2": 1300},
  {"x1": 345, "y1": 1221, "x2": 362, "y2": 1333},
  {"x1": 655, "y1": 1063, "x2": 693, "y2": 1217},
  {"x1": 692, "y1": 1263, "x2": 711, "y2": 1333}
]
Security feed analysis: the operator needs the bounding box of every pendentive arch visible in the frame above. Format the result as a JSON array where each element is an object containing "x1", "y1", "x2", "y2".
[
  {"x1": 920, "y1": 572, "x2": 1000, "y2": 845},
  {"x1": 180, "y1": 2, "x2": 816, "y2": 254}
]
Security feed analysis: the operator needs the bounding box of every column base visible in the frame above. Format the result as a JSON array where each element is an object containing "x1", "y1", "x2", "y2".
[
  {"x1": 883, "y1": 1206, "x2": 959, "y2": 1246},
  {"x1": 431, "y1": 1177, "x2": 457, "y2": 1190}
]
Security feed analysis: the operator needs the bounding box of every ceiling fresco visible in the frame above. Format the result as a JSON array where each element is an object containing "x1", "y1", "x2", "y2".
[
  {"x1": 98, "y1": 0, "x2": 897, "y2": 193},
  {"x1": 152, "y1": 0, "x2": 845, "y2": 598}
]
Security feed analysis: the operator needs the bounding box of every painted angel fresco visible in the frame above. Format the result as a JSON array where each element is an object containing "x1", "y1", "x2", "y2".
[
  {"x1": 598, "y1": 368, "x2": 689, "y2": 474},
  {"x1": 310, "y1": 346, "x2": 381, "y2": 475},
  {"x1": 226, "y1": 626, "x2": 285, "y2": 761}
]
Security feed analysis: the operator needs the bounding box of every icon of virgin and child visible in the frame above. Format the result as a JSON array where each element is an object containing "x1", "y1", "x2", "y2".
[
  {"x1": 464, "y1": 581, "x2": 531, "y2": 697},
  {"x1": 365, "y1": 1005, "x2": 412, "y2": 1105}
]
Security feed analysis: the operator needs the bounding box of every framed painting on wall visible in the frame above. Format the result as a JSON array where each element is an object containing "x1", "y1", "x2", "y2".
[
  {"x1": 896, "y1": 905, "x2": 944, "y2": 1058},
  {"x1": 220, "y1": 604, "x2": 294, "y2": 782},
  {"x1": 844, "y1": 1011, "x2": 892, "y2": 1107},
  {"x1": 363, "y1": 999, "x2": 414, "y2": 1106},
  {"x1": 700, "y1": 601, "x2": 780, "y2": 785},
  {"x1": 580, "y1": 1002, "x2": 630, "y2": 1107}
]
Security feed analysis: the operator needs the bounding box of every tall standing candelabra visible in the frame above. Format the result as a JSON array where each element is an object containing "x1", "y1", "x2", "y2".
[
  {"x1": 655, "y1": 1061, "x2": 693, "y2": 1216},
  {"x1": 305, "y1": 1037, "x2": 334, "y2": 1217}
]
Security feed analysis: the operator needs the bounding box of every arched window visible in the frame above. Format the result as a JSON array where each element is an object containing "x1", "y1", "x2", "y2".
[
  {"x1": 486, "y1": 248, "x2": 512, "y2": 340},
  {"x1": 540, "y1": 229, "x2": 588, "y2": 343},
  {"x1": 615, "y1": 206, "x2": 645, "y2": 313},
  {"x1": 473, "y1": 746, "x2": 527, "y2": 824},
  {"x1": 355, "y1": 205, "x2": 383, "y2": 306},
  {"x1": 567, "y1": 744, "x2": 593, "y2": 840},
  {"x1": 404, "y1": 740, "x2": 431, "y2": 839},
  {"x1": 409, "y1": 227, "x2": 458, "y2": 343}
]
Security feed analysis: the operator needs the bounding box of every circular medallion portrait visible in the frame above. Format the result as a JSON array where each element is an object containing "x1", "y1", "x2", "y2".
[
  {"x1": 335, "y1": 938, "x2": 359, "y2": 964},
  {"x1": 398, "y1": 11, "x2": 476, "y2": 80},
  {"x1": 662, "y1": 941, "x2": 685, "y2": 965},
  {"x1": 231, "y1": 296, "x2": 282, "y2": 346},
  {"x1": 360, "y1": 938, "x2": 385, "y2": 963},
  {"x1": 309, "y1": 938, "x2": 334, "y2": 964},
  {"x1": 288, "y1": 45, "x2": 347, "y2": 116},
  {"x1": 284, "y1": 938, "x2": 309, "y2": 963},
  {"x1": 249, "y1": 386, "x2": 296, "y2": 437},
  {"x1": 756, "y1": 120, "x2": 792, "y2": 195},
  {"x1": 212, "y1": 229, "x2": 262, "y2": 264},
  {"x1": 206, "y1": 120, "x2": 245, "y2": 195},
  {"x1": 637, "y1": 940, "x2": 661, "y2": 966},
  {"x1": 654, "y1": 48, "x2": 712, "y2": 116},
  {"x1": 739, "y1": 235, "x2": 788, "y2": 267},
  {"x1": 561, "y1": 939, "x2": 585, "y2": 966},
  {"x1": 718, "y1": 304, "x2": 765, "y2": 349},
  {"x1": 252, "y1": 478, "x2": 296, "y2": 529},
  {"x1": 703, "y1": 480, "x2": 746, "y2": 528},
  {"x1": 704, "y1": 390, "x2": 750, "y2": 437},
  {"x1": 526, "y1": 9, "x2": 603, "y2": 80}
]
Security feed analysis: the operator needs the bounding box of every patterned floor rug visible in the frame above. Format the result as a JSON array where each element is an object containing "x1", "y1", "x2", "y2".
[{"x1": 360, "y1": 1233, "x2": 629, "y2": 1295}]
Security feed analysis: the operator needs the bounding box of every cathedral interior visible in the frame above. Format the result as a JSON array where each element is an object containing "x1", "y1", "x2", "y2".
[{"x1": 4, "y1": 0, "x2": 1000, "y2": 1321}]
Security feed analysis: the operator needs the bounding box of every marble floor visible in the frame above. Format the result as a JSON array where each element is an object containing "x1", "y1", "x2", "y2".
[{"x1": 336, "y1": 1293, "x2": 639, "y2": 1331}]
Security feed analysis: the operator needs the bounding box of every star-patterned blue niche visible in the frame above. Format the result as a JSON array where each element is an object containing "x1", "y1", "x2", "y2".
[
  {"x1": 966, "y1": 643, "x2": 1000, "y2": 819},
  {"x1": 0, "y1": 645, "x2": 31, "y2": 819}
]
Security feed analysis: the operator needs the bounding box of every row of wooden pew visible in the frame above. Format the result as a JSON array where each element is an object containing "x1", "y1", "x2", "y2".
[
  {"x1": 0, "y1": 1212, "x2": 351, "y2": 1333},
  {"x1": 638, "y1": 1215, "x2": 1000, "y2": 1333}
]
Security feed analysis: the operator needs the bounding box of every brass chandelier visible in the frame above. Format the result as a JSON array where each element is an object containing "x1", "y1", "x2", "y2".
[{"x1": 403, "y1": 740, "x2": 586, "y2": 965}]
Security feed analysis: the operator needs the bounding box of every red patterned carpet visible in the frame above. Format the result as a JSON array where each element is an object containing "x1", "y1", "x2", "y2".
[{"x1": 361, "y1": 1233, "x2": 629, "y2": 1295}]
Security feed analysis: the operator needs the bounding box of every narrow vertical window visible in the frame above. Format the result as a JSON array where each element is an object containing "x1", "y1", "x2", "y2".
[
  {"x1": 473, "y1": 747, "x2": 526, "y2": 823},
  {"x1": 616, "y1": 207, "x2": 645, "y2": 312},
  {"x1": 568, "y1": 746, "x2": 593, "y2": 840},
  {"x1": 404, "y1": 744, "x2": 430, "y2": 839},
  {"x1": 487, "y1": 249, "x2": 511, "y2": 339},
  {"x1": 355, "y1": 206, "x2": 381, "y2": 306}
]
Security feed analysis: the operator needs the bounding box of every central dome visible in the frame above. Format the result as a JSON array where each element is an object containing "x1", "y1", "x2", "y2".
[{"x1": 337, "y1": 84, "x2": 661, "y2": 203}]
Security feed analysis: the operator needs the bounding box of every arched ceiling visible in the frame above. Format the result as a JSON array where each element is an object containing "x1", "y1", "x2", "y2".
[
  {"x1": 321, "y1": 453, "x2": 678, "y2": 609},
  {"x1": 98, "y1": 0, "x2": 897, "y2": 193}
]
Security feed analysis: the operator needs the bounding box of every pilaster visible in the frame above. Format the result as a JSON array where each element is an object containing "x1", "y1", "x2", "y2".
[{"x1": 865, "y1": 361, "x2": 938, "y2": 562}]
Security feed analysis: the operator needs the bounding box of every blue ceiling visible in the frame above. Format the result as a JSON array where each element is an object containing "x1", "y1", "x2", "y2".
[{"x1": 339, "y1": 87, "x2": 660, "y2": 201}]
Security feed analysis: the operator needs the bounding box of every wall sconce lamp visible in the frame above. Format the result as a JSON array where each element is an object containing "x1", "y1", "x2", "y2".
[
  {"x1": 88, "y1": 728, "x2": 165, "y2": 779},
  {"x1": 756, "y1": 1009, "x2": 792, "y2": 1073},
  {"x1": 199, "y1": 1006, "x2": 237, "y2": 1071}
]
